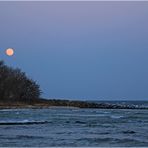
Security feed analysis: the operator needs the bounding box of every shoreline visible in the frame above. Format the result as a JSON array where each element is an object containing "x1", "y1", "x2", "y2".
[{"x1": 0, "y1": 99, "x2": 147, "y2": 110}]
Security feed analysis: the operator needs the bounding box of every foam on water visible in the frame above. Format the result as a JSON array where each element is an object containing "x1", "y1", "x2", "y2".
[{"x1": 110, "y1": 115, "x2": 124, "y2": 119}]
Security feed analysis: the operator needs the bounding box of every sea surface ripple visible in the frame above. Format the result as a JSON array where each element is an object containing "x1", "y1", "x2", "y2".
[{"x1": 0, "y1": 107, "x2": 148, "y2": 147}]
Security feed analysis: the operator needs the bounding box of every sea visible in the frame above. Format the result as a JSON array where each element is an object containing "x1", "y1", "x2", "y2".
[{"x1": 0, "y1": 101, "x2": 148, "y2": 147}]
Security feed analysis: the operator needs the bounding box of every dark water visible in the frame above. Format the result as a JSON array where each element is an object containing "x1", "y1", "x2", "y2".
[{"x1": 0, "y1": 102, "x2": 148, "y2": 147}]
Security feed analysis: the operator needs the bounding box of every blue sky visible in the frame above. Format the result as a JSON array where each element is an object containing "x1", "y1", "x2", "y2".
[{"x1": 0, "y1": 2, "x2": 148, "y2": 100}]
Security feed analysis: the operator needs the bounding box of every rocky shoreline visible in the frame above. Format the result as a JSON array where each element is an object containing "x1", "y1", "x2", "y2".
[{"x1": 0, "y1": 99, "x2": 147, "y2": 109}]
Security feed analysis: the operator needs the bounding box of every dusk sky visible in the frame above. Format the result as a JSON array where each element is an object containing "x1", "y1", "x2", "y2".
[{"x1": 0, "y1": 2, "x2": 148, "y2": 100}]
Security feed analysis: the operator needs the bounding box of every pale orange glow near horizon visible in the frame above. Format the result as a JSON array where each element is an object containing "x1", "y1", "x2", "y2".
[{"x1": 5, "y1": 48, "x2": 14, "y2": 56}]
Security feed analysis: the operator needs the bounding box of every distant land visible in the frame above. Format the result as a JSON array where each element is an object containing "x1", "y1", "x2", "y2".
[
  {"x1": 0, "y1": 60, "x2": 147, "y2": 110},
  {"x1": 0, "y1": 98, "x2": 148, "y2": 110}
]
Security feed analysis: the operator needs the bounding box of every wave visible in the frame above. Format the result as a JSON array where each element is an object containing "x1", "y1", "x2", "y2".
[
  {"x1": 75, "y1": 121, "x2": 86, "y2": 124},
  {"x1": 77, "y1": 137, "x2": 148, "y2": 146},
  {"x1": 0, "y1": 120, "x2": 49, "y2": 125},
  {"x1": 0, "y1": 135, "x2": 44, "y2": 140},
  {"x1": 0, "y1": 109, "x2": 32, "y2": 112},
  {"x1": 55, "y1": 113, "x2": 125, "y2": 119},
  {"x1": 56, "y1": 113, "x2": 108, "y2": 117},
  {"x1": 122, "y1": 130, "x2": 136, "y2": 134},
  {"x1": 16, "y1": 135, "x2": 44, "y2": 139},
  {"x1": 0, "y1": 109, "x2": 19, "y2": 112},
  {"x1": 110, "y1": 115, "x2": 124, "y2": 119}
]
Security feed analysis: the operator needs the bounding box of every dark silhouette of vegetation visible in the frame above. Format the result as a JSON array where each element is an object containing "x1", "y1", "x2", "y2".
[
  {"x1": 0, "y1": 60, "x2": 41, "y2": 103},
  {"x1": 0, "y1": 61, "x2": 147, "y2": 110}
]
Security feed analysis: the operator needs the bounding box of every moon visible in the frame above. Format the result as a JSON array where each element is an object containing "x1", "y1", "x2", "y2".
[{"x1": 5, "y1": 48, "x2": 14, "y2": 56}]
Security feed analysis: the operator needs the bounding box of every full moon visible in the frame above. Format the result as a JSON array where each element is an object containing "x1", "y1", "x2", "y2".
[{"x1": 6, "y1": 48, "x2": 14, "y2": 56}]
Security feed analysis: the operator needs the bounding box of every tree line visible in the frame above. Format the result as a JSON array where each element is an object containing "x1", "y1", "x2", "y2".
[{"x1": 0, "y1": 60, "x2": 41, "y2": 102}]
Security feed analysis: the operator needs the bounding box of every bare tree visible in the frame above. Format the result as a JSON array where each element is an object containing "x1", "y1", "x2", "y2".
[{"x1": 0, "y1": 60, "x2": 41, "y2": 102}]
